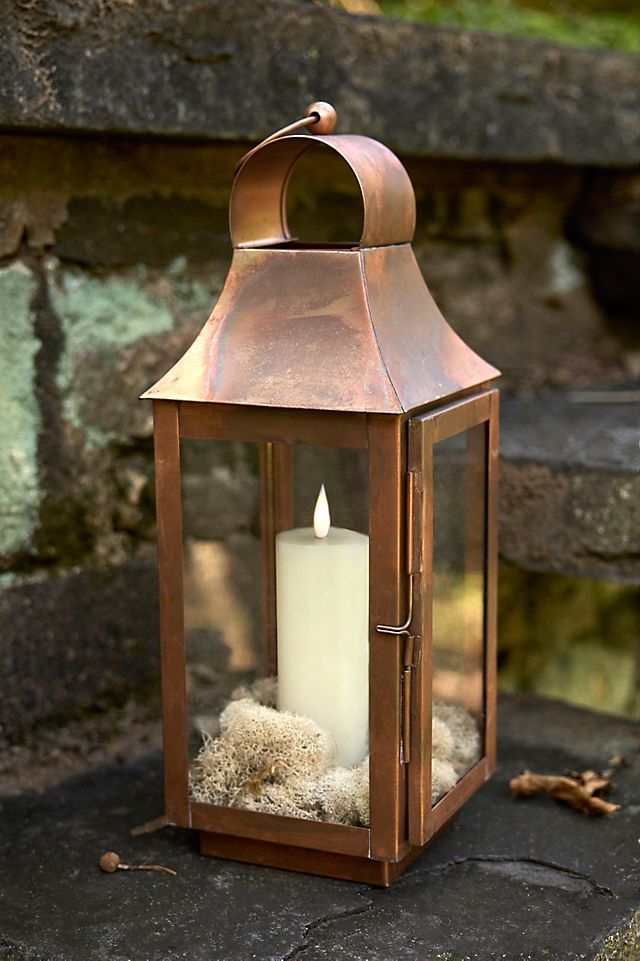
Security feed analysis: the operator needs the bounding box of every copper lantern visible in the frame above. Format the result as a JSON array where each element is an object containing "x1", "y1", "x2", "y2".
[{"x1": 142, "y1": 103, "x2": 499, "y2": 886}]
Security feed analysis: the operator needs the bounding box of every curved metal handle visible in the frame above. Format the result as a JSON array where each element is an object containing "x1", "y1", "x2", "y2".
[
  {"x1": 235, "y1": 102, "x2": 338, "y2": 175},
  {"x1": 229, "y1": 125, "x2": 416, "y2": 250}
]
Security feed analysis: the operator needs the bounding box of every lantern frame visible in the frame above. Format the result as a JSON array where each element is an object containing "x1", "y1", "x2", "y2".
[
  {"x1": 145, "y1": 108, "x2": 499, "y2": 885},
  {"x1": 152, "y1": 386, "x2": 498, "y2": 886}
]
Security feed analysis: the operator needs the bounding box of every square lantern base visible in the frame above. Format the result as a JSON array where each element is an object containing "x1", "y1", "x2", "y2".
[{"x1": 198, "y1": 827, "x2": 448, "y2": 886}]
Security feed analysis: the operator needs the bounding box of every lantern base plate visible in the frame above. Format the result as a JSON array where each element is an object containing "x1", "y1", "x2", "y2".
[{"x1": 198, "y1": 830, "x2": 426, "y2": 886}]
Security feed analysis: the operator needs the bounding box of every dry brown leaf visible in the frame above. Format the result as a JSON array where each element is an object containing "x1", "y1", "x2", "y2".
[
  {"x1": 577, "y1": 770, "x2": 612, "y2": 796},
  {"x1": 509, "y1": 770, "x2": 620, "y2": 816}
]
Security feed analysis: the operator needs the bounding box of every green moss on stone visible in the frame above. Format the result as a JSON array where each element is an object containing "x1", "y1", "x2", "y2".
[
  {"x1": 51, "y1": 266, "x2": 173, "y2": 352},
  {"x1": 50, "y1": 266, "x2": 174, "y2": 448},
  {"x1": 0, "y1": 263, "x2": 40, "y2": 557}
]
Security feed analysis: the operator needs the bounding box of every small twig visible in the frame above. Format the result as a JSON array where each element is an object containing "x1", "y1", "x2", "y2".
[
  {"x1": 118, "y1": 863, "x2": 177, "y2": 876},
  {"x1": 99, "y1": 851, "x2": 176, "y2": 877},
  {"x1": 130, "y1": 814, "x2": 171, "y2": 837}
]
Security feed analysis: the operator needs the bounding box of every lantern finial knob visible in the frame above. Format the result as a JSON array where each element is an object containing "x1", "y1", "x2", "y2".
[{"x1": 305, "y1": 101, "x2": 337, "y2": 136}]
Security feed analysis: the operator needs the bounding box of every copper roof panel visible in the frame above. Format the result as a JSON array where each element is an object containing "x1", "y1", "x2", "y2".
[{"x1": 143, "y1": 247, "x2": 403, "y2": 413}]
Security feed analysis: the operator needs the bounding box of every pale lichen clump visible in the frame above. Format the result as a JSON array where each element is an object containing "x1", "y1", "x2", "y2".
[
  {"x1": 317, "y1": 758, "x2": 370, "y2": 826},
  {"x1": 431, "y1": 714, "x2": 458, "y2": 802},
  {"x1": 431, "y1": 701, "x2": 482, "y2": 802},
  {"x1": 190, "y1": 678, "x2": 481, "y2": 823},
  {"x1": 434, "y1": 701, "x2": 482, "y2": 774}
]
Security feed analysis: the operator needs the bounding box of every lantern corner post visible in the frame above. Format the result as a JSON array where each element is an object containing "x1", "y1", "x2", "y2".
[
  {"x1": 484, "y1": 389, "x2": 500, "y2": 773},
  {"x1": 152, "y1": 399, "x2": 190, "y2": 827},
  {"x1": 405, "y1": 413, "x2": 434, "y2": 848},
  {"x1": 367, "y1": 412, "x2": 409, "y2": 862},
  {"x1": 259, "y1": 441, "x2": 294, "y2": 678}
]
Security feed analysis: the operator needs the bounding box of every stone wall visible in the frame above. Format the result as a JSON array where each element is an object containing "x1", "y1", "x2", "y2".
[{"x1": 1, "y1": 0, "x2": 638, "y2": 740}]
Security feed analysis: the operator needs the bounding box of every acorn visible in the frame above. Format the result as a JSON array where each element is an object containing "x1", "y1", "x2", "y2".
[{"x1": 99, "y1": 851, "x2": 121, "y2": 873}]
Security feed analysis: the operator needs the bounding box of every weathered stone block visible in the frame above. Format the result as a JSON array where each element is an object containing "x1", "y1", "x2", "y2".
[
  {"x1": 0, "y1": 550, "x2": 160, "y2": 742},
  {"x1": 48, "y1": 259, "x2": 221, "y2": 448},
  {"x1": 500, "y1": 391, "x2": 640, "y2": 582},
  {"x1": 1, "y1": 0, "x2": 638, "y2": 166},
  {"x1": 0, "y1": 263, "x2": 40, "y2": 560}
]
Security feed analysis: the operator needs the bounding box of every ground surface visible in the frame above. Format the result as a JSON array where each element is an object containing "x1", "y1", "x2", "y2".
[
  {"x1": 0, "y1": 700, "x2": 162, "y2": 798},
  {"x1": 1, "y1": 695, "x2": 639, "y2": 961}
]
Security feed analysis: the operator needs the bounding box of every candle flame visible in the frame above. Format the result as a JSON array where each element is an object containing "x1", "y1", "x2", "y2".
[{"x1": 313, "y1": 484, "x2": 331, "y2": 538}]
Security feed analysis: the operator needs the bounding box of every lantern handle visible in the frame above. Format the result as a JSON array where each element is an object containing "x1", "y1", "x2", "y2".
[
  {"x1": 230, "y1": 127, "x2": 416, "y2": 249},
  {"x1": 235, "y1": 102, "x2": 338, "y2": 175}
]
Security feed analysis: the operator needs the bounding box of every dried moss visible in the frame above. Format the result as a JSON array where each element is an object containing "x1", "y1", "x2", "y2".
[{"x1": 190, "y1": 679, "x2": 481, "y2": 825}]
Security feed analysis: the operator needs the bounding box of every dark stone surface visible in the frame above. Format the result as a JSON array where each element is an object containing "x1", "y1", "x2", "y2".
[
  {"x1": 500, "y1": 390, "x2": 640, "y2": 583},
  {"x1": 0, "y1": 696, "x2": 638, "y2": 960},
  {"x1": 0, "y1": 550, "x2": 160, "y2": 742},
  {"x1": 1, "y1": 1, "x2": 639, "y2": 166}
]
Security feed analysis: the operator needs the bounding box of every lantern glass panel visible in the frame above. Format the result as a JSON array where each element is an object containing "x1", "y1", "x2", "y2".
[
  {"x1": 180, "y1": 438, "x2": 262, "y2": 752},
  {"x1": 431, "y1": 422, "x2": 487, "y2": 804},
  {"x1": 181, "y1": 436, "x2": 371, "y2": 828}
]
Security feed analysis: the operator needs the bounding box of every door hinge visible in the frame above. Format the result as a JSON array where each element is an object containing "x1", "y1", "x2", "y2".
[
  {"x1": 401, "y1": 633, "x2": 421, "y2": 764},
  {"x1": 376, "y1": 469, "x2": 424, "y2": 764}
]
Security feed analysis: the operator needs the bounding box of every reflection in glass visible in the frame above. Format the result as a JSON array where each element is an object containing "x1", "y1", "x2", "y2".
[
  {"x1": 432, "y1": 424, "x2": 487, "y2": 804},
  {"x1": 181, "y1": 439, "x2": 261, "y2": 747}
]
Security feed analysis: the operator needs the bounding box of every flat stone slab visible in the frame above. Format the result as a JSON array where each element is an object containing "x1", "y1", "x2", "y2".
[
  {"x1": 1, "y1": 695, "x2": 639, "y2": 960},
  {"x1": 1, "y1": 1, "x2": 639, "y2": 166},
  {"x1": 500, "y1": 390, "x2": 640, "y2": 583}
]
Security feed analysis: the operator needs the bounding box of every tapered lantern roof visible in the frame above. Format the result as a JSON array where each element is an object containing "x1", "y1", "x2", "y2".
[{"x1": 143, "y1": 109, "x2": 498, "y2": 413}]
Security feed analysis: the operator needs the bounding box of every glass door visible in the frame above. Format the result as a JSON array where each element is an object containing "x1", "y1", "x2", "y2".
[{"x1": 407, "y1": 390, "x2": 498, "y2": 845}]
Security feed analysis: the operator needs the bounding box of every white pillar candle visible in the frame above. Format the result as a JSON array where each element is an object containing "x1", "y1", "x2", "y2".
[{"x1": 276, "y1": 485, "x2": 369, "y2": 767}]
